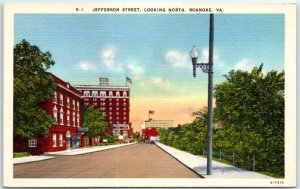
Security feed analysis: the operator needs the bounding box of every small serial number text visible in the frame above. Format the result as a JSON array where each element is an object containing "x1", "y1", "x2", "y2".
[{"x1": 270, "y1": 181, "x2": 284, "y2": 185}]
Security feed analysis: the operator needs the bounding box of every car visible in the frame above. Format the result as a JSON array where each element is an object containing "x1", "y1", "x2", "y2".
[{"x1": 149, "y1": 140, "x2": 155, "y2": 144}]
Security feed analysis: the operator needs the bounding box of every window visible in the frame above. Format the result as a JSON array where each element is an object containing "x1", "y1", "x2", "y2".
[
  {"x1": 73, "y1": 112, "x2": 75, "y2": 126},
  {"x1": 28, "y1": 139, "x2": 37, "y2": 147},
  {"x1": 117, "y1": 117, "x2": 119, "y2": 120},
  {"x1": 109, "y1": 98, "x2": 112, "y2": 101},
  {"x1": 77, "y1": 101, "x2": 80, "y2": 110},
  {"x1": 123, "y1": 91, "x2": 127, "y2": 97},
  {"x1": 92, "y1": 91, "x2": 98, "y2": 97},
  {"x1": 60, "y1": 108, "x2": 64, "y2": 124},
  {"x1": 123, "y1": 116, "x2": 126, "y2": 120},
  {"x1": 53, "y1": 133, "x2": 57, "y2": 147},
  {"x1": 109, "y1": 103, "x2": 112, "y2": 106},
  {"x1": 59, "y1": 134, "x2": 63, "y2": 146},
  {"x1": 116, "y1": 98, "x2": 119, "y2": 102},
  {"x1": 72, "y1": 100, "x2": 75, "y2": 109},
  {"x1": 116, "y1": 91, "x2": 120, "y2": 97},
  {"x1": 67, "y1": 110, "x2": 70, "y2": 126},
  {"x1": 93, "y1": 98, "x2": 97, "y2": 101},
  {"x1": 109, "y1": 117, "x2": 112, "y2": 120},
  {"x1": 116, "y1": 103, "x2": 119, "y2": 106},
  {"x1": 109, "y1": 112, "x2": 112, "y2": 115},
  {"x1": 77, "y1": 114, "x2": 80, "y2": 127},
  {"x1": 109, "y1": 91, "x2": 113, "y2": 97},
  {"x1": 53, "y1": 106, "x2": 57, "y2": 124},
  {"x1": 53, "y1": 92, "x2": 57, "y2": 103},
  {"x1": 67, "y1": 97, "x2": 70, "y2": 107},
  {"x1": 60, "y1": 94, "x2": 63, "y2": 105},
  {"x1": 110, "y1": 107, "x2": 112, "y2": 110},
  {"x1": 100, "y1": 91, "x2": 106, "y2": 97},
  {"x1": 116, "y1": 112, "x2": 119, "y2": 115},
  {"x1": 84, "y1": 91, "x2": 90, "y2": 97},
  {"x1": 123, "y1": 112, "x2": 126, "y2": 115}
]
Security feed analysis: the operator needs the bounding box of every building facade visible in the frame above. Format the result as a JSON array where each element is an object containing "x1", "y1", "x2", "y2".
[
  {"x1": 13, "y1": 74, "x2": 83, "y2": 154},
  {"x1": 141, "y1": 120, "x2": 173, "y2": 141},
  {"x1": 75, "y1": 78, "x2": 133, "y2": 139}
]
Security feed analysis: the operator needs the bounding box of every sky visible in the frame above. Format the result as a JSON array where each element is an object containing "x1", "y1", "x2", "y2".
[{"x1": 14, "y1": 14, "x2": 284, "y2": 132}]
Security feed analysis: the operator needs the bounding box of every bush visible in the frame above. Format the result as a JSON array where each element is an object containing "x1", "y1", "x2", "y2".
[{"x1": 13, "y1": 152, "x2": 31, "y2": 158}]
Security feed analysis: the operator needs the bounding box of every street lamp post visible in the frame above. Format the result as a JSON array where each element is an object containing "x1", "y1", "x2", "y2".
[{"x1": 190, "y1": 13, "x2": 214, "y2": 175}]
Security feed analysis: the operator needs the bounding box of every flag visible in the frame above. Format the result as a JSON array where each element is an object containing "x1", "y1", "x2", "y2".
[
  {"x1": 149, "y1": 110, "x2": 155, "y2": 114},
  {"x1": 126, "y1": 76, "x2": 132, "y2": 84}
]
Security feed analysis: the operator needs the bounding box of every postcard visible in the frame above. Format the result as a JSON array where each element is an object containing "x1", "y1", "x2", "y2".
[{"x1": 2, "y1": 2, "x2": 296, "y2": 187}]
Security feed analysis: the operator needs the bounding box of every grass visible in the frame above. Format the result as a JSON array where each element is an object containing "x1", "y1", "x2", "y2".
[
  {"x1": 199, "y1": 155, "x2": 284, "y2": 178},
  {"x1": 13, "y1": 152, "x2": 31, "y2": 158}
]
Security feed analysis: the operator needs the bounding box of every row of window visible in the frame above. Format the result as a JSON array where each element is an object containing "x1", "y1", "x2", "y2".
[
  {"x1": 84, "y1": 98, "x2": 127, "y2": 102},
  {"x1": 28, "y1": 133, "x2": 66, "y2": 148},
  {"x1": 53, "y1": 106, "x2": 80, "y2": 126},
  {"x1": 85, "y1": 99, "x2": 128, "y2": 106},
  {"x1": 108, "y1": 116, "x2": 127, "y2": 120},
  {"x1": 54, "y1": 92, "x2": 80, "y2": 110},
  {"x1": 85, "y1": 104, "x2": 128, "y2": 111},
  {"x1": 83, "y1": 90, "x2": 128, "y2": 98},
  {"x1": 109, "y1": 121, "x2": 127, "y2": 124}
]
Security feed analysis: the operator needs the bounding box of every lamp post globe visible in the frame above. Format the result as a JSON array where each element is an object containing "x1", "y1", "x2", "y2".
[
  {"x1": 190, "y1": 45, "x2": 199, "y2": 59},
  {"x1": 190, "y1": 46, "x2": 199, "y2": 78}
]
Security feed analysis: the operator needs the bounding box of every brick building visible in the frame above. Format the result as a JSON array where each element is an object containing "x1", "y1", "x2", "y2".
[
  {"x1": 141, "y1": 120, "x2": 173, "y2": 141},
  {"x1": 75, "y1": 78, "x2": 133, "y2": 140},
  {"x1": 13, "y1": 74, "x2": 83, "y2": 154}
]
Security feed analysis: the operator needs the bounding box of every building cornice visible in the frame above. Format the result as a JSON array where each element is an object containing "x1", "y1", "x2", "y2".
[
  {"x1": 74, "y1": 85, "x2": 130, "y2": 91},
  {"x1": 58, "y1": 84, "x2": 82, "y2": 98}
]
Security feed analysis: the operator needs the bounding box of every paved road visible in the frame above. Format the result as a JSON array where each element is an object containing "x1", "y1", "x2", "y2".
[{"x1": 14, "y1": 143, "x2": 201, "y2": 178}]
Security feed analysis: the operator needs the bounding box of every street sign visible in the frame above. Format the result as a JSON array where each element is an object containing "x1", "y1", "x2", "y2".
[{"x1": 78, "y1": 127, "x2": 89, "y2": 132}]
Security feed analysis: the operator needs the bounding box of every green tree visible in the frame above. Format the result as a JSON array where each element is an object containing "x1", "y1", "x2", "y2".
[
  {"x1": 14, "y1": 39, "x2": 56, "y2": 139},
  {"x1": 214, "y1": 64, "x2": 284, "y2": 175},
  {"x1": 82, "y1": 106, "x2": 108, "y2": 138},
  {"x1": 133, "y1": 131, "x2": 140, "y2": 140}
]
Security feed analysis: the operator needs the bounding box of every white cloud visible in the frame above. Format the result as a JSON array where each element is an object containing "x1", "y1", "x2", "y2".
[
  {"x1": 165, "y1": 50, "x2": 189, "y2": 68},
  {"x1": 201, "y1": 48, "x2": 219, "y2": 63},
  {"x1": 126, "y1": 58, "x2": 144, "y2": 80},
  {"x1": 79, "y1": 61, "x2": 95, "y2": 71},
  {"x1": 235, "y1": 59, "x2": 255, "y2": 71},
  {"x1": 101, "y1": 46, "x2": 117, "y2": 68},
  {"x1": 151, "y1": 77, "x2": 162, "y2": 84},
  {"x1": 150, "y1": 77, "x2": 173, "y2": 90}
]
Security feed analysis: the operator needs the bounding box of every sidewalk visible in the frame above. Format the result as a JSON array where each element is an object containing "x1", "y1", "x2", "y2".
[
  {"x1": 14, "y1": 142, "x2": 137, "y2": 164},
  {"x1": 156, "y1": 142, "x2": 273, "y2": 179},
  {"x1": 13, "y1": 156, "x2": 54, "y2": 165},
  {"x1": 45, "y1": 142, "x2": 137, "y2": 155}
]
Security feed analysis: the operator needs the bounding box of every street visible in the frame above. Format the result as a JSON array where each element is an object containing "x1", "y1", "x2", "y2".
[{"x1": 14, "y1": 143, "x2": 201, "y2": 178}]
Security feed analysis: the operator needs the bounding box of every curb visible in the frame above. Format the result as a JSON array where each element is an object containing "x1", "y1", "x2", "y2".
[
  {"x1": 46, "y1": 142, "x2": 138, "y2": 156},
  {"x1": 14, "y1": 156, "x2": 55, "y2": 165},
  {"x1": 155, "y1": 142, "x2": 204, "y2": 178}
]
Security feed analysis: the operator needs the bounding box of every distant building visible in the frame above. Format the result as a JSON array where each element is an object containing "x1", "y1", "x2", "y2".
[
  {"x1": 14, "y1": 74, "x2": 83, "y2": 154},
  {"x1": 141, "y1": 120, "x2": 173, "y2": 141},
  {"x1": 75, "y1": 77, "x2": 133, "y2": 139}
]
